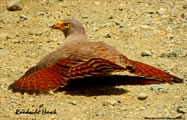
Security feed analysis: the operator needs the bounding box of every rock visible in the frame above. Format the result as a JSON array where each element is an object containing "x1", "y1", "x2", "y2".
[
  {"x1": 120, "y1": 107, "x2": 128, "y2": 111},
  {"x1": 151, "y1": 85, "x2": 168, "y2": 90},
  {"x1": 103, "y1": 99, "x2": 117, "y2": 106},
  {"x1": 157, "y1": 8, "x2": 167, "y2": 15},
  {"x1": 20, "y1": 15, "x2": 27, "y2": 21},
  {"x1": 147, "y1": 10, "x2": 155, "y2": 14},
  {"x1": 23, "y1": 39, "x2": 34, "y2": 43},
  {"x1": 183, "y1": 95, "x2": 187, "y2": 100},
  {"x1": 82, "y1": 15, "x2": 88, "y2": 19},
  {"x1": 96, "y1": 113, "x2": 104, "y2": 116},
  {"x1": 160, "y1": 48, "x2": 184, "y2": 57},
  {"x1": 69, "y1": 101, "x2": 77, "y2": 105},
  {"x1": 140, "y1": 25, "x2": 154, "y2": 29},
  {"x1": 177, "y1": 106, "x2": 187, "y2": 113},
  {"x1": 7, "y1": 0, "x2": 22, "y2": 11},
  {"x1": 108, "y1": 16, "x2": 114, "y2": 19},
  {"x1": 49, "y1": 91, "x2": 54, "y2": 95},
  {"x1": 137, "y1": 93, "x2": 148, "y2": 100},
  {"x1": 105, "y1": 34, "x2": 111, "y2": 38},
  {"x1": 12, "y1": 39, "x2": 21, "y2": 43},
  {"x1": 136, "y1": 106, "x2": 146, "y2": 110},
  {"x1": 141, "y1": 50, "x2": 152, "y2": 56}
]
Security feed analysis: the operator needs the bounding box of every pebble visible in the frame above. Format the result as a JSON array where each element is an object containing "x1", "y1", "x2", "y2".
[
  {"x1": 151, "y1": 85, "x2": 168, "y2": 90},
  {"x1": 103, "y1": 99, "x2": 117, "y2": 106},
  {"x1": 105, "y1": 33, "x2": 111, "y2": 38},
  {"x1": 141, "y1": 50, "x2": 152, "y2": 56},
  {"x1": 20, "y1": 15, "x2": 28, "y2": 21},
  {"x1": 140, "y1": 25, "x2": 153, "y2": 29},
  {"x1": 69, "y1": 101, "x2": 77, "y2": 105},
  {"x1": 6, "y1": 0, "x2": 22, "y2": 11},
  {"x1": 157, "y1": 8, "x2": 166, "y2": 15},
  {"x1": 177, "y1": 106, "x2": 187, "y2": 113},
  {"x1": 160, "y1": 48, "x2": 184, "y2": 57},
  {"x1": 96, "y1": 113, "x2": 104, "y2": 116},
  {"x1": 182, "y1": 95, "x2": 187, "y2": 100},
  {"x1": 137, "y1": 93, "x2": 148, "y2": 100},
  {"x1": 120, "y1": 107, "x2": 128, "y2": 111},
  {"x1": 136, "y1": 106, "x2": 146, "y2": 110},
  {"x1": 12, "y1": 39, "x2": 21, "y2": 43},
  {"x1": 23, "y1": 39, "x2": 34, "y2": 43}
]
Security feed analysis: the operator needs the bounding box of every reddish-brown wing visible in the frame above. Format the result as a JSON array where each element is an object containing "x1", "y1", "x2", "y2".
[
  {"x1": 128, "y1": 60, "x2": 183, "y2": 83},
  {"x1": 8, "y1": 58, "x2": 72, "y2": 94},
  {"x1": 9, "y1": 57, "x2": 127, "y2": 94}
]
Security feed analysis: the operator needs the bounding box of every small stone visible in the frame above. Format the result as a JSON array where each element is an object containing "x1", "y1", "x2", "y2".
[
  {"x1": 120, "y1": 107, "x2": 128, "y2": 111},
  {"x1": 140, "y1": 25, "x2": 152, "y2": 29},
  {"x1": 141, "y1": 50, "x2": 152, "y2": 56},
  {"x1": 95, "y1": 113, "x2": 104, "y2": 116},
  {"x1": 167, "y1": 51, "x2": 177, "y2": 57},
  {"x1": 137, "y1": 93, "x2": 148, "y2": 100},
  {"x1": 160, "y1": 48, "x2": 184, "y2": 58},
  {"x1": 49, "y1": 91, "x2": 54, "y2": 95},
  {"x1": 183, "y1": 4, "x2": 187, "y2": 9},
  {"x1": 183, "y1": 95, "x2": 187, "y2": 100},
  {"x1": 177, "y1": 106, "x2": 187, "y2": 113},
  {"x1": 7, "y1": 0, "x2": 22, "y2": 11},
  {"x1": 82, "y1": 15, "x2": 88, "y2": 19},
  {"x1": 105, "y1": 34, "x2": 111, "y2": 38},
  {"x1": 20, "y1": 15, "x2": 27, "y2": 21},
  {"x1": 108, "y1": 16, "x2": 114, "y2": 19},
  {"x1": 12, "y1": 39, "x2": 20, "y2": 43},
  {"x1": 157, "y1": 8, "x2": 166, "y2": 15},
  {"x1": 137, "y1": 106, "x2": 146, "y2": 110},
  {"x1": 69, "y1": 101, "x2": 77, "y2": 105},
  {"x1": 151, "y1": 85, "x2": 168, "y2": 90},
  {"x1": 24, "y1": 39, "x2": 34, "y2": 43},
  {"x1": 148, "y1": 10, "x2": 155, "y2": 14},
  {"x1": 103, "y1": 99, "x2": 116, "y2": 106}
]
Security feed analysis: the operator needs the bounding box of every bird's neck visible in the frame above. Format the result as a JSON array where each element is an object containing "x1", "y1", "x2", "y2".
[{"x1": 65, "y1": 31, "x2": 88, "y2": 43}]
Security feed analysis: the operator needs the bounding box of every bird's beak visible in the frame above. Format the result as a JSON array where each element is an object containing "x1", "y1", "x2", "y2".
[{"x1": 51, "y1": 21, "x2": 64, "y2": 30}]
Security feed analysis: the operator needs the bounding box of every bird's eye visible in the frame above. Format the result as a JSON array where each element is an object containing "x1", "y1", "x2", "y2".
[{"x1": 64, "y1": 24, "x2": 70, "y2": 29}]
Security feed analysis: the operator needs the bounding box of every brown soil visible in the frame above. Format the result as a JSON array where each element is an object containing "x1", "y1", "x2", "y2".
[{"x1": 0, "y1": 0, "x2": 186, "y2": 120}]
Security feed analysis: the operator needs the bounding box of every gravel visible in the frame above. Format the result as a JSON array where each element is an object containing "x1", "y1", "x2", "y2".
[{"x1": 0, "y1": 0, "x2": 186, "y2": 119}]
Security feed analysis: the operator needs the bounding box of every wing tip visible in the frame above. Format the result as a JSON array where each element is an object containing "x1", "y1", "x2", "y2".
[
  {"x1": 172, "y1": 77, "x2": 184, "y2": 83},
  {"x1": 8, "y1": 83, "x2": 60, "y2": 95}
]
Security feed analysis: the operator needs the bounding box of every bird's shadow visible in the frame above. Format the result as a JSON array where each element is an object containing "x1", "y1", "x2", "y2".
[{"x1": 55, "y1": 75, "x2": 163, "y2": 96}]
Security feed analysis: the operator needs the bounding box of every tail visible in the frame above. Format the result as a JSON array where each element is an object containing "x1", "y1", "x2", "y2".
[{"x1": 129, "y1": 60, "x2": 183, "y2": 83}]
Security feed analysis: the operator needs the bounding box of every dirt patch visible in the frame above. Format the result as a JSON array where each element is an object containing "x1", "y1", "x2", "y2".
[{"x1": 0, "y1": 0, "x2": 186, "y2": 120}]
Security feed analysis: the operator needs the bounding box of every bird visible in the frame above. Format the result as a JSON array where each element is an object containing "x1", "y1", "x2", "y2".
[{"x1": 9, "y1": 19, "x2": 183, "y2": 94}]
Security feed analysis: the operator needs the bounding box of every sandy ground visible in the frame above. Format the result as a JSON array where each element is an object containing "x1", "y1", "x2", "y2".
[{"x1": 0, "y1": 0, "x2": 187, "y2": 120}]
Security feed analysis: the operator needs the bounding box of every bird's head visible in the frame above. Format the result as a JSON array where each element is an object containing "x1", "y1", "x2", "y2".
[{"x1": 52, "y1": 19, "x2": 86, "y2": 37}]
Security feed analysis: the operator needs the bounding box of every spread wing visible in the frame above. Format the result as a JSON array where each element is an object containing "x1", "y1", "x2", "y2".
[{"x1": 9, "y1": 55, "x2": 126, "y2": 94}]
